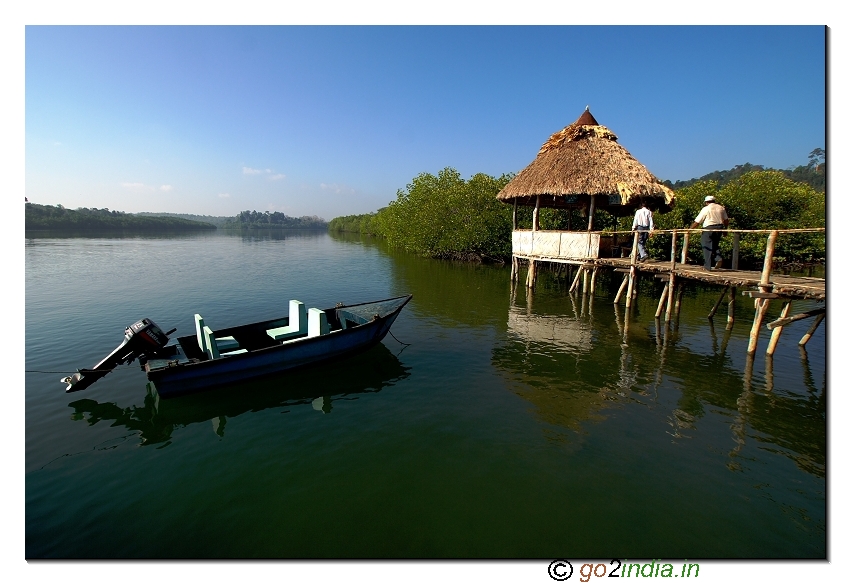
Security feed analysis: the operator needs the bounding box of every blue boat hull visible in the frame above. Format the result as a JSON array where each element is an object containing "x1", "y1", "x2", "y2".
[{"x1": 146, "y1": 296, "x2": 410, "y2": 398}]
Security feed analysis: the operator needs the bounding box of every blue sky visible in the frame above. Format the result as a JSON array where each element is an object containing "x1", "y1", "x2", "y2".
[{"x1": 24, "y1": 24, "x2": 825, "y2": 220}]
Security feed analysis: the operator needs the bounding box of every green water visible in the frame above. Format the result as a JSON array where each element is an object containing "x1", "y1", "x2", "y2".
[{"x1": 25, "y1": 230, "x2": 825, "y2": 558}]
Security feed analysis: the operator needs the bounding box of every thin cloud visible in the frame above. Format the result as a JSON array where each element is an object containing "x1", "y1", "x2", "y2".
[
  {"x1": 268, "y1": 174, "x2": 285, "y2": 181},
  {"x1": 160, "y1": 185, "x2": 173, "y2": 192},
  {"x1": 121, "y1": 182, "x2": 148, "y2": 191},
  {"x1": 320, "y1": 182, "x2": 355, "y2": 195},
  {"x1": 218, "y1": 193, "x2": 231, "y2": 198},
  {"x1": 242, "y1": 166, "x2": 264, "y2": 175}
]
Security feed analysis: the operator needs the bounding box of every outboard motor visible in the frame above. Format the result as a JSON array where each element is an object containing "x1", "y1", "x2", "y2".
[{"x1": 62, "y1": 318, "x2": 173, "y2": 393}]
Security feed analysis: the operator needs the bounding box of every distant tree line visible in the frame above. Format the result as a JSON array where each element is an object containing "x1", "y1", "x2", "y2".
[
  {"x1": 223, "y1": 210, "x2": 327, "y2": 230},
  {"x1": 25, "y1": 203, "x2": 216, "y2": 232},
  {"x1": 135, "y1": 212, "x2": 232, "y2": 227},
  {"x1": 328, "y1": 149, "x2": 825, "y2": 266}
]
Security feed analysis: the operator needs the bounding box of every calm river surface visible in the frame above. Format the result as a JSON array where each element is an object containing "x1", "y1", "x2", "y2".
[{"x1": 25, "y1": 230, "x2": 825, "y2": 558}]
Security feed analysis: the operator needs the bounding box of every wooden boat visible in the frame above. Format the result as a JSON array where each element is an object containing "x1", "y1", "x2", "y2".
[{"x1": 61, "y1": 294, "x2": 412, "y2": 398}]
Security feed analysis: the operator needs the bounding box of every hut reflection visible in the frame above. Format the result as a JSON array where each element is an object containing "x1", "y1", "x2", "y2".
[{"x1": 494, "y1": 295, "x2": 825, "y2": 478}]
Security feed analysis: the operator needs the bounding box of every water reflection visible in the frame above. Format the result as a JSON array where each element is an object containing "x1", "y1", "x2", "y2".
[
  {"x1": 68, "y1": 344, "x2": 410, "y2": 446},
  {"x1": 493, "y1": 292, "x2": 825, "y2": 478}
]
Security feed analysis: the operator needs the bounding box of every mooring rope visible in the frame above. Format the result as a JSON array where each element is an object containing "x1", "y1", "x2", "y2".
[{"x1": 388, "y1": 330, "x2": 411, "y2": 346}]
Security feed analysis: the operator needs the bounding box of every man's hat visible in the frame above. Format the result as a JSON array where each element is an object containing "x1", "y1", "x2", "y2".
[{"x1": 704, "y1": 195, "x2": 716, "y2": 203}]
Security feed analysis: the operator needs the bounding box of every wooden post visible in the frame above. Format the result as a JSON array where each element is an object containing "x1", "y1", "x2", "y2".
[
  {"x1": 665, "y1": 272, "x2": 676, "y2": 323},
  {"x1": 726, "y1": 287, "x2": 737, "y2": 330},
  {"x1": 748, "y1": 299, "x2": 768, "y2": 355},
  {"x1": 732, "y1": 232, "x2": 740, "y2": 270},
  {"x1": 747, "y1": 230, "x2": 778, "y2": 354},
  {"x1": 674, "y1": 283, "x2": 684, "y2": 318},
  {"x1": 766, "y1": 301, "x2": 792, "y2": 356},
  {"x1": 569, "y1": 265, "x2": 583, "y2": 293},
  {"x1": 587, "y1": 195, "x2": 596, "y2": 232},
  {"x1": 532, "y1": 196, "x2": 540, "y2": 231},
  {"x1": 708, "y1": 285, "x2": 729, "y2": 319},
  {"x1": 799, "y1": 313, "x2": 825, "y2": 346},
  {"x1": 613, "y1": 274, "x2": 628, "y2": 304},
  {"x1": 625, "y1": 231, "x2": 639, "y2": 308},
  {"x1": 655, "y1": 282, "x2": 670, "y2": 318},
  {"x1": 764, "y1": 353, "x2": 774, "y2": 392},
  {"x1": 681, "y1": 232, "x2": 690, "y2": 264},
  {"x1": 670, "y1": 229, "x2": 678, "y2": 264},
  {"x1": 582, "y1": 265, "x2": 590, "y2": 294},
  {"x1": 512, "y1": 199, "x2": 517, "y2": 231},
  {"x1": 526, "y1": 259, "x2": 537, "y2": 288},
  {"x1": 590, "y1": 266, "x2": 598, "y2": 295}
]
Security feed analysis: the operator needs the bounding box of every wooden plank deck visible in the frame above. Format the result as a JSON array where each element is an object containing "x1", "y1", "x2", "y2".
[{"x1": 593, "y1": 257, "x2": 825, "y2": 301}]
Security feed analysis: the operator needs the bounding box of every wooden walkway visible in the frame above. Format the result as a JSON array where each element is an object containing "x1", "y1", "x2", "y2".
[
  {"x1": 511, "y1": 227, "x2": 826, "y2": 357},
  {"x1": 594, "y1": 257, "x2": 825, "y2": 301}
]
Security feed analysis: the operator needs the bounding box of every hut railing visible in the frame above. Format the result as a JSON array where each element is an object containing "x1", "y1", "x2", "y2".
[{"x1": 511, "y1": 227, "x2": 824, "y2": 265}]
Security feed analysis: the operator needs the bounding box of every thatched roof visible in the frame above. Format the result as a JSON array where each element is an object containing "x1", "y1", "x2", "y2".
[{"x1": 497, "y1": 109, "x2": 675, "y2": 214}]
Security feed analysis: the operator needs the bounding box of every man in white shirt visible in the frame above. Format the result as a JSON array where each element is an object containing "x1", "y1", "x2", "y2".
[
  {"x1": 631, "y1": 200, "x2": 654, "y2": 262},
  {"x1": 690, "y1": 195, "x2": 729, "y2": 270}
]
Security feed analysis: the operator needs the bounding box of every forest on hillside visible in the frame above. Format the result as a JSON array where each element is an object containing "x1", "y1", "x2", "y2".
[{"x1": 25, "y1": 203, "x2": 217, "y2": 232}]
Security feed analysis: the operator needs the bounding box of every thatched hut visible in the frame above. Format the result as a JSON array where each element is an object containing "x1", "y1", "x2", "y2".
[
  {"x1": 500, "y1": 108, "x2": 676, "y2": 285},
  {"x1": 497, "y1": 108, "x2": 675, "y2": 227}
]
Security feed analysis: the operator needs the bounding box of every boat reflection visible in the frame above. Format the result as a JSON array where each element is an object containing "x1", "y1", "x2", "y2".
[{"x1": 68, "y1": 343, "x2": 410, "y2": 445}]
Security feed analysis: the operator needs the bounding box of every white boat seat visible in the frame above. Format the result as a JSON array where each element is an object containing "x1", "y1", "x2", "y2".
[
  {"x1": 195, "y1": 314, "x2": 240, "y2": 353},
  {"x1": 267, "y1": 300, "x2": 308, "y2": 341},
  {"x1": 308, "y1": 308, "x2": 329, "y2": 337},
  {"x1": 202, "y1": 325, "x2": 247, "y2": 359}
]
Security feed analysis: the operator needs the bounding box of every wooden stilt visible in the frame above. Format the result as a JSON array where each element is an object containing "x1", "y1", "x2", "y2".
[
  {"x1": 748, "y1": 298, "x2": 769, "y2": 354},
  {"x1": 510, "y1": 255, "x2": 517, "y2": 282},
  {"x1": 799, "y1": 313, "x2": 825, "y2": 347},
  {"x1": 766, "y1": 301, "x2": 792, "y2": 355},
  {"x1": 526, "y1": 259, "x2": 537, "y2": 288},
  {"x1": 665, "y1": 273, "x2": 676, "y2": 322},
  {"x1": 674, "y1": 283, "x2": 684, "y2": 318},
  {"x1": 655, "y1": 282, "x2": 670, "y2": 318},
  {"x1": 764, "y1": 354, "x2": 774, "y2": 392},
  {"x1": 625, "y1": 231, "x2": 639, "y2": 308},
  {"x1": 569, "y1": 265, "x2": 583, "y2": 293},
  {"x1": 613, "y1": 275, "x2": 628, "y2": 304},
  {"x1": 582, "y1": 266, "x2": 590, "y2": 294},
  {"x1": 589, "y1": 266, "x2": 598, "y2": 296},
  {"x1": 681, "y1": 232, "x2": 689, "y2": 264},
  {"x1": 708, "y1": 285, "x2": 729, "y2": 319},
  {"x1": 512, "y1": 199, "x2": 517, "y2": 231},
  {"x1": 747, "y1": 230, "x2": 778, "y2": 354},
  {"x1": 743, "y1": 353, "x2": 755, "y2": 392},
  {"x1": 726, "y1": 287, "x2": 736, "y2": 330}
]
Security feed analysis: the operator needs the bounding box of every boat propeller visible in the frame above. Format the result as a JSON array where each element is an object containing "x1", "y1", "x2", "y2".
[{"x1": 61, "y1": 318, "x2": 174, "y2": 393}]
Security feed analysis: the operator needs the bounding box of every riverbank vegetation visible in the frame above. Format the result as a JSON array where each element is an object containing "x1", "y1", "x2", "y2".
[
  {"x1": 329, "y1": 151, "x2": 825, "y2": 267},
  {"x1": 25, "y1": 203, "x2": 217, "y2": 232}
]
